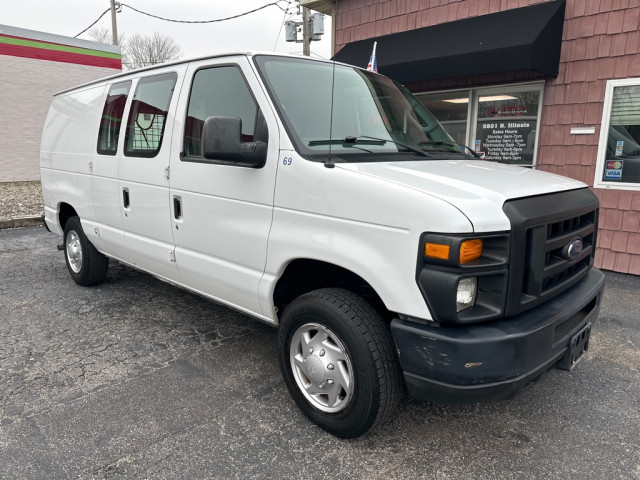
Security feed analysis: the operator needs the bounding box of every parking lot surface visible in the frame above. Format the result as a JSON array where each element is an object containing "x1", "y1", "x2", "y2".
[{"x1": 1, "y1": 227, "x2": 639, "y2": 479}]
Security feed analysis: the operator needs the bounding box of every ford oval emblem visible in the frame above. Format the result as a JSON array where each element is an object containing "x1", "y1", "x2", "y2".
[{"x1": 566, "y1": 239, "x2": 583, "y2": 260}]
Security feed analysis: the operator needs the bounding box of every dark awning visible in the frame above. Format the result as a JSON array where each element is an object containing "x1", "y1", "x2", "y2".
[{"x1": 332, "y1": 0, "x2": 566, "y2": 83}]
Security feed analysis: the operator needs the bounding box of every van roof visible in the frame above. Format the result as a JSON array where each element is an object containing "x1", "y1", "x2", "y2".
[{"x1": 54, "y1": 51, "x2": 335, "y2": 96}]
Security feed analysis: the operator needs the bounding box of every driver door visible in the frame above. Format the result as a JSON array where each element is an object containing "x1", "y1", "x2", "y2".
[{"x1": 168, "y1": 56, "x2": 279, "y2": 317}]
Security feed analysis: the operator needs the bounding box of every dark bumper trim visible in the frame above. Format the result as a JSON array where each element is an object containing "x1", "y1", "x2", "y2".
[
  {"x1": 392, "y1": 268, "x2": 605, "y2": 403},
  {"x1": 403, "y1": 348, "x2": 566, "y2": 404}
]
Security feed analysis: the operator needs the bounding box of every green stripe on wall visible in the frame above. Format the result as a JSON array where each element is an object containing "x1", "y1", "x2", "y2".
[{"x1": 0, "y1": 35, "x2": 120, "y2": 59}]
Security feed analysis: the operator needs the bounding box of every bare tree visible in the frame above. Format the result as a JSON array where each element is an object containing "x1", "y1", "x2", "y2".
[
  {"x1": 88, "y1": 26, "x2": 113, "y2": 44},
  {"x1": 87, "y1": 28, "x2": 180, "y2": 71},
  {"x1": 122, "y1": 32, "x2": 182, "y2": 70}
]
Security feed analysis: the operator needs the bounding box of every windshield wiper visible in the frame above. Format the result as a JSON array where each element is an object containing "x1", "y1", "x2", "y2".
[
  {"x1": 308, "y1": 136, "x2": 385, "y2": 147},
  {"x1": 417, "y1": 140, "x2": 459, "y2": 150},
  {"x1": 309, "y1": 135, "x2": 430, "y2": 158},
  {"x1": 360, "y1": 135, "x2": 431, "y2": 157},
  {"x1": 459, "y1": 144, "x2": 483, "y2": 159}
]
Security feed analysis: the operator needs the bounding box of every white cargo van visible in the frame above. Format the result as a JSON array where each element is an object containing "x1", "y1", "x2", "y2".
[{"x1": 41, "y1": 53, "x2": 604, "y2": 438}]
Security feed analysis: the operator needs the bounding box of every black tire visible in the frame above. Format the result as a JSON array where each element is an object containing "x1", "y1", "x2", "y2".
[
  {"x1": 63, "y1": 216, "x2": 109, "y2": 286},
  {"x1": 278, "y1": 288, "x2": 402, "y2": 438}
]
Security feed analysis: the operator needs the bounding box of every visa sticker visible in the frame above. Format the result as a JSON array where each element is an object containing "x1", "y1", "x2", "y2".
[
  {"x1": 475, "y1": 139, "x2": 481, "y2": 152},
  {"x1": 604, "y1": 159, "x2": 623, "y2": 180},
  {"x1": 615, "y1": 141, "x2": 624, "y2": 156}
]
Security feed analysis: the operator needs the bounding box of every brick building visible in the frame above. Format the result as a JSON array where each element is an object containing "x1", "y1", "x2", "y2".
[
  {"x1": 303, "y1": 0, "x2": 640, "y2": 274},
  {"x1": 0, "y1": 25, "x2": 121, "y2": 183}
]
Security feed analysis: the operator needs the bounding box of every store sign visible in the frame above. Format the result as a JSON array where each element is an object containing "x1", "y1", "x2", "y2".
[
  {"x1": 604, "y1": 159, "x2": 623, "y2": 180},
  {"x1": 477, "y1": 120, "x2": 533, "y2": 164},
  {"x1": 488, "y1": 105, "x2": 528, "y2": 117}
]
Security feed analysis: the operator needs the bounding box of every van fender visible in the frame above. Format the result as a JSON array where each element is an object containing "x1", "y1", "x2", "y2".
[{"x1": 258, "y1": 208, "x2": 432, "y2": 323}]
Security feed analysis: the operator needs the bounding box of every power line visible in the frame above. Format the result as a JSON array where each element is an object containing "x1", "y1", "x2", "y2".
[
  {"x1": 75, "y1": 2, "x2": 295, "y2": 39},
  {"x1": 308, "y1": 51, "x2": 328, "y2": 60},
  {"x1": 119, "y1": 1, "x2": 293, "y2": 24},
  {"x1": 288, "y1": 50, "x2": 328, "y2": 60},
  {"x1": 74, "y1": 8, "x2": 111, "y2": 38},
  {"x1": 274, "y1": 12, "x2": 295, "y2": 50}
]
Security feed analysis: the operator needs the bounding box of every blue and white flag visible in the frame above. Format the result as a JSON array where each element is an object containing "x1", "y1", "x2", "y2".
[{"x1": 366, "y1": 41, "x2": 378, "y2": 73}]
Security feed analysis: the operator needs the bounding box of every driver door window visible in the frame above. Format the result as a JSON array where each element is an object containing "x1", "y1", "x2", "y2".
[{"x1": 183, "y1": 66, "x2": 265, "y2": 159}]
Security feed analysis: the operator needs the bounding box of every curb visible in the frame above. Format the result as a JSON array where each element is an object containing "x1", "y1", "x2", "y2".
[{"x1": 0, "y1": 215, "x2": 45, "y2": 230}]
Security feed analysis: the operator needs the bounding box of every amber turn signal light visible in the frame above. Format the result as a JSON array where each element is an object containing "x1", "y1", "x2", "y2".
[
  {"x1": 460, "y1": 239, "x2": 483, "y2": 264},
  {"x1": 425, "y1": 242, "x2": 451, "y2": 260}
]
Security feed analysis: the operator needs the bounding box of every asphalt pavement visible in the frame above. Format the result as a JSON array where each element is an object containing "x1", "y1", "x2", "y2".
[{"x1": 1, "y1": 226, "x2": 639, "y2": 479}]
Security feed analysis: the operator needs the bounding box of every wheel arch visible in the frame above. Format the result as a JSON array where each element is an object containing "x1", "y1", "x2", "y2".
[
  {"x1": 58, "y1": 203, "x2": 79, "y2": 231},
  {"x1": 273, "y1": 258, "x2": 393, "y2": 323}
]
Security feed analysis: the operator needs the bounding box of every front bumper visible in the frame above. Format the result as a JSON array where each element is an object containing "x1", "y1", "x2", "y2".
[{"x1": 391, "y1": 268, "x2": 605, "y2": 404}]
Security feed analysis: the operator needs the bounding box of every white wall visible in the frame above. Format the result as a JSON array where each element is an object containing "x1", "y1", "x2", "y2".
[{"x1": 0, "y1": 55, "x2": 119, "y2": 182}]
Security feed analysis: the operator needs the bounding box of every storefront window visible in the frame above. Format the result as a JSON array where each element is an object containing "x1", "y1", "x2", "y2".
[
  {"x1": 475, "y1": 90, "x2": 540, "y2": 165},
  {"x1": 595, "y1": 79, "x2": 640, "y2": 189},
  {"x1": 416, "y1": 83, "x2": 543, "y2": 166},
  {"x1": 414, "y1": 90, "x2": 470, "y2": 146}
]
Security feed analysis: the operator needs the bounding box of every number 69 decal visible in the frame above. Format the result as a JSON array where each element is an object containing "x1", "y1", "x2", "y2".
[{"x1": 282, "y1": 157, "x2": 293, "y2": 166}]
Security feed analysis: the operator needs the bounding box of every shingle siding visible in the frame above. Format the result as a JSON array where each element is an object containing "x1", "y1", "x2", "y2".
[
  {"x1": 537, "y1": 2, "x2": 640, "y2": 274},
  {"x1": 334, "y1": 0, "x2": 550, "y2": 53}
]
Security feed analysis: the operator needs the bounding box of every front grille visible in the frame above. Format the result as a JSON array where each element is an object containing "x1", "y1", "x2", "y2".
[
  {"x1": 503, "y1": 188, "x2": 599, "y2": 317},
  {"x1": 523, "y1": 210, "x2": 596, "y2": 297}
]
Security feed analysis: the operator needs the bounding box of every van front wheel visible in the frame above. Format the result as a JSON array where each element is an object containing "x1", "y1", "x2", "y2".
[
  {"x1": 278, "y1": 288, "x2": 402, "y2": 438},
  {"x1": 63, "y1": 217, "x2": 108, "y2": 286}
]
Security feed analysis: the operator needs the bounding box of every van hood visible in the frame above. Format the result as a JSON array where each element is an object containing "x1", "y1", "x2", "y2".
[{"x1": 336, "y1": 159, "x2": 586, "y2": 232}]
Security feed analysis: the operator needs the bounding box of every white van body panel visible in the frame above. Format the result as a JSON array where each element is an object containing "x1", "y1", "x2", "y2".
[
  {"x1": 338, "y1": 160, "x2": 587, "y2": 232},
  {"x1": 260, "y1": 150, "x2": 473, "y2": 320},
  {"x1": 41, "y1": 84, "x2": 106, "y2": 235},
  {"x1": 167, "y1": 56, "x2": 280, "y2": 319},
  {"x1": 117, "y1": 66, "x2": 187, "y2": 280},
  {"x1": 91, "y1": 79, "x2": 130, "y2": 258}
]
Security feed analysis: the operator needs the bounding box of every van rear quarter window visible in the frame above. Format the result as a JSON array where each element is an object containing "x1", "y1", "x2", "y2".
[
  {"x1": 124, "y1": 72, "x2": 177, "y2": 158},
  {"x1": 96, "y1": 81, "x2": 131, "y2": 155}
]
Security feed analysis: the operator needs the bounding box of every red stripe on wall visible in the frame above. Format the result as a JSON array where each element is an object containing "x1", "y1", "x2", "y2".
[{"x1": 0, "y1": 42, "x2": 121, "y2": 70}]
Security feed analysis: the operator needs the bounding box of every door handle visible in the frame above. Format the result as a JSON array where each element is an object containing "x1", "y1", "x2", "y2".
[
  {"x1": 123, "y1": 188, "x2": 130, "y2": 209},
  {"x1": 173, "y1": 196, "x2": 182, "y2": 219}
]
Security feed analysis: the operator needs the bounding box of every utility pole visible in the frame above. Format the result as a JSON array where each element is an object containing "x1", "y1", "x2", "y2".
[
  {"x1": 110, "y1": 0, "x2": 119, "y2": 46},
  {"x1": 302, "y1": 7, "x2": 310, "y2": 56}
]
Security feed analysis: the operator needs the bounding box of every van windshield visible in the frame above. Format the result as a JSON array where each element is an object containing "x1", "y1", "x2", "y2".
[{"x1": 254, "y1": 55, "x2": 466, "y2": 162}]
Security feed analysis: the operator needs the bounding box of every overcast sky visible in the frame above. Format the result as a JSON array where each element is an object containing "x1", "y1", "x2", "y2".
[{"x1": 0, "y1": 0, "x2": 332, "y2": 60}]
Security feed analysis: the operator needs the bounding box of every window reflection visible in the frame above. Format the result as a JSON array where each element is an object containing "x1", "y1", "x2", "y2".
[
  {"x1": 415, "y1": 91, "x2": 469, "y2": 146},
  {"x1": 476, "y1": 90, "x2": 540, "y2": 165},
  {"x1": 417, "y1": 87, "x2": 542, "y2": 166},
  {"x1": 603, "y1": 85, "x2": 640, "y2": 183}
]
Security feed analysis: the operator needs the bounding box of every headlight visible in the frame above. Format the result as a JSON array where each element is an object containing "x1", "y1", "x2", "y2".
[
  {"x1": 418, "y1": 232, "x2": 510, "y2": 323},
  {"x1": 456, "y1": 277, "x2": 477, "y2": 312},
  {"x1": 459, "y1": 239, "x2": 483, "y2": 264},
  {"x1": 424, "y1": 238, "x2": 483, "y2": 265}
]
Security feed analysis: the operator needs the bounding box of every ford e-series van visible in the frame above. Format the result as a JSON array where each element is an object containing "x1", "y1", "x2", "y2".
[{"x1": 40, "y1": 53, "x2": 604, "y2": 438}]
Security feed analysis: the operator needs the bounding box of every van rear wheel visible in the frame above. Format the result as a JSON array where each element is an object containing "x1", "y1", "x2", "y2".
[
  {"x1": 63, "y1": 217, "x2": 108, "y2": 286},
  {"x1": 278, "y1": 288, "x2": 402, "y2": 438}
]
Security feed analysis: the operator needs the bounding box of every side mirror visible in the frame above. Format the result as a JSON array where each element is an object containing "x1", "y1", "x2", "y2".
[{"x1": 201, "y1": 116, "x2": 267, "y2": 168}]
